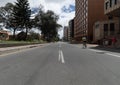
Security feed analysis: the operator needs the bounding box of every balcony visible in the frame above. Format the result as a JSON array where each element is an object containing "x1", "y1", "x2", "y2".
[{"x1": 105, "y1": 0, "x2": 120, "y2": 17}]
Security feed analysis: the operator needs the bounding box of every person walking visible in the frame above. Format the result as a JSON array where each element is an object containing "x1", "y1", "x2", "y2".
[{"x1": 82, "y1": 36, "x2": 87, "y2": 48}]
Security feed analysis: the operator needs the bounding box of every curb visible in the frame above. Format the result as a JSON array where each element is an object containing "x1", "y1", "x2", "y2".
[{"x1": 0, "y1": 44, "x2": 44, "y2": 55}]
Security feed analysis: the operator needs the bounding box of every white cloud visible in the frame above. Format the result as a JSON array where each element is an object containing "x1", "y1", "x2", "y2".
[
  {"x1": 38, "y1": 0, "x2": 75, "y2": 38},
  {"x1": 0, "y1": 0, "x2": 75, "y2": 38},
  {"x1": 0, "y1": 0, "x2": 15, "y2": 6},
  {"x1": 44, "y1": 0, "x2": 65, "y2": 3},
  {"x1": 58, "y1": 11, "x2": 75, "y2": 38}
]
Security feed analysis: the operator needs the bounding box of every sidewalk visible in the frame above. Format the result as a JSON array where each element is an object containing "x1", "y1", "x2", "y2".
[
  {"x1": 77, "y1": 43, "x2": 120, "y2": 49},
  {"x1": 0, "y1": 44, "x2": 46, "y2": 55},
  {"x1": 75, "y1": 43, "x2": 99, "y2": 48},
  {"x1": 86, "y1": 44, "x2": 99, "y2": 48},
  {"x1": 75, "y1": 43, "x2": 120, "y2": 53},
  {"x1": 87, "y1": 44, "x2": 120, "y2": 53}
]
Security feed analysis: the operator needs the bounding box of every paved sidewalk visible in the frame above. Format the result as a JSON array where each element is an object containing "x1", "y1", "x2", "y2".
[
  {"x1": 75, "y1": 43, "x2": 120, "y2": 52},
  {"x1": 76, "y1": 43, "x2": 120, "y2": 49},
  {"x1": 86, "y1": 44, "x2": 99, "y2": 48},
  {"x1": 75, "y1": 44, "x2": 99, "y2": 48},
  {"x1": 0, "y1": 44, "x2": 47, "y2": 55},
  {"x1": 86, "y1": 44, "x2": 120, "y2": 53}
]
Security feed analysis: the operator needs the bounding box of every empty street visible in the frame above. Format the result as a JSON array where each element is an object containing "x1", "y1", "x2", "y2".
[{"x1": 0, "y1": 42, "x2": 119, "y2": 85}]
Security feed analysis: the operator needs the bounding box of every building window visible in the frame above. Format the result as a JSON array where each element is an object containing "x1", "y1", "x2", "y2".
[
  {"x1": 115, "y1": 0, "x2": 117, "y2": 5},
  {"x1": 106, "y1": 2, "x2": 109, "y2": 10},
  {"x1": 104, "y1": 24, "x2": 108, "y2": 31},
  {"x1": 110, "y1": 0, "x2": 112, "y2": 7},
  {"x1": 104, "y1": 24, "x2": 108, "y2": 36},
  {"x1": 110, "y1": 23, "x2": 115, "y2": 35}
]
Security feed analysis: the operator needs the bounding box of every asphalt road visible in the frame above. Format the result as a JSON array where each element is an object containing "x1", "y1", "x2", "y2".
[{"x1": 0, "y1": 42, "x2": 120, "y2": 85}]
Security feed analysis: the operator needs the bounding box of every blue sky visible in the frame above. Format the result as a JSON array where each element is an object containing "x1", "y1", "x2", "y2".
[
  {"x1": 61, "y1": 4, "x2": 75, "y2": 13},
  {"x1": 31, "y1": 4, "x2": 75, "y2": 15}
]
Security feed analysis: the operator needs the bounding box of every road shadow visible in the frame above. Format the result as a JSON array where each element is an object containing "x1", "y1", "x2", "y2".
[{"x1": 89, "y1": 45, "x2": 120, "y2": 53}]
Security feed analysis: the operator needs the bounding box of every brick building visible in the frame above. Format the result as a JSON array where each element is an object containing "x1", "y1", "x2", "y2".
[
  {"x1": 69, "y1": 19, "x2": 74, "y2": 41},
  {"x1": 63, "y1": 26, "x2": 69, "y2": 41},
  {"x1": 74, "y1": 0, "x2": 107, "y2": 42}
]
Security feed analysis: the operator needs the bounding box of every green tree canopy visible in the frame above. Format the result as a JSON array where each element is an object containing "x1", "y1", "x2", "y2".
[
  {"x1": 0, "y1": 3, "x2": 14, "y2": 25},
  {"x1": 35, "y1": 9, "x2": 62, "y2": 42},
  {"x1": 11, "y1": 0, "x2": 31, "y2": 39}
]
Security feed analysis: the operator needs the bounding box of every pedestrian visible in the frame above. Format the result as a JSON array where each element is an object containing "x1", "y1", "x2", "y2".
[{"x1": 82, "y1": 36, "x2": 87, "y2": 48}]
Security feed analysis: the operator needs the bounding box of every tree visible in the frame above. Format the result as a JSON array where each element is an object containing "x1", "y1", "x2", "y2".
[
  {"x1": 12, "y1": 0, "x2": 31, "y2": 40},
  {"x1": 34, "y1": 5, "x2": 44, "y2": 29},
  {"x1": 35, "y1": 9, "x2": 62, "y2": 42},
  {"x1": 0, "y1": 3, "x2": 14, "y2": 26},
  {"x1": 28, "y1": 31, "x2": 40, "y2": 41},
  {"x1": 0, "y1": 3, "x2": 16, "y2": 39}
]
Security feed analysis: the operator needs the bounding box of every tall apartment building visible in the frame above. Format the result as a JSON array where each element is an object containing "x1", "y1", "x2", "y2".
[
  {"x1": 74, "y1": 0, "x2": 107, "y2": 42},
  {"x1": 69, "y1": 19, "x2": 74, "y2": 40},
  {"x1": 63, "y1": 26, "x2": 68, "y2": 41}
]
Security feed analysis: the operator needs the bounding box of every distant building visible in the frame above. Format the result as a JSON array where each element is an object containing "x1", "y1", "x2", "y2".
[
  {"x1": 68, "y1": 27, "x2": 71, "y2": 41},
  {"x1": 69, "y1": 19, "x2": 74, "y2": 41},
  {"x1": 74, "y1": 0, "x2": 107, "y2": 42},
  {"x1": 63, "y1": 26, "x2": 69, "y2": 41}
]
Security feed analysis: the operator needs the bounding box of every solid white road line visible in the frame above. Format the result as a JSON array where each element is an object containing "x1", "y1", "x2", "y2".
[
  {"x1": 59, "y1": 45, "x2": 61, "y2": 48},
  {"x1": 89, "y1": 49, "x2": 104, "y2": 53},
  {"x1": 106, "y1": 53, "x2": 120, "y2": 57},
  {"x1": 60, "y1": 50, "x2": 65, "y2": 63},
  {"x1": 59, "y1": 50, "x2": 61, "y2": 61},
  {"x1": 58, "y1": 50, "x2": 65, "y2": 64},
  {"x1": 89, "y1": 49, "x2": 120, "y2": 58}
]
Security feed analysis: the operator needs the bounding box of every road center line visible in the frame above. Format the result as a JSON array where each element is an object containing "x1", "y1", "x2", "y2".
[
  {"x1": 58, "y1": 44, "x2": 61, "y2": 48},
  {"x1": 60, "y1": 50, "x2": 65, "y2": 63},
  {"x1": 59, "y1": 50, "x2": 61, "y2": 61},
  {"x1": 58, "y1": 50, "x2": 65, "y2": 64}
]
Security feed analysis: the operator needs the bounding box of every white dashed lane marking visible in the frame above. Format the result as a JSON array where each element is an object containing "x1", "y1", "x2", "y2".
[{"x1": 59, "y1": 50, "x2": 65, "y2": 64}]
